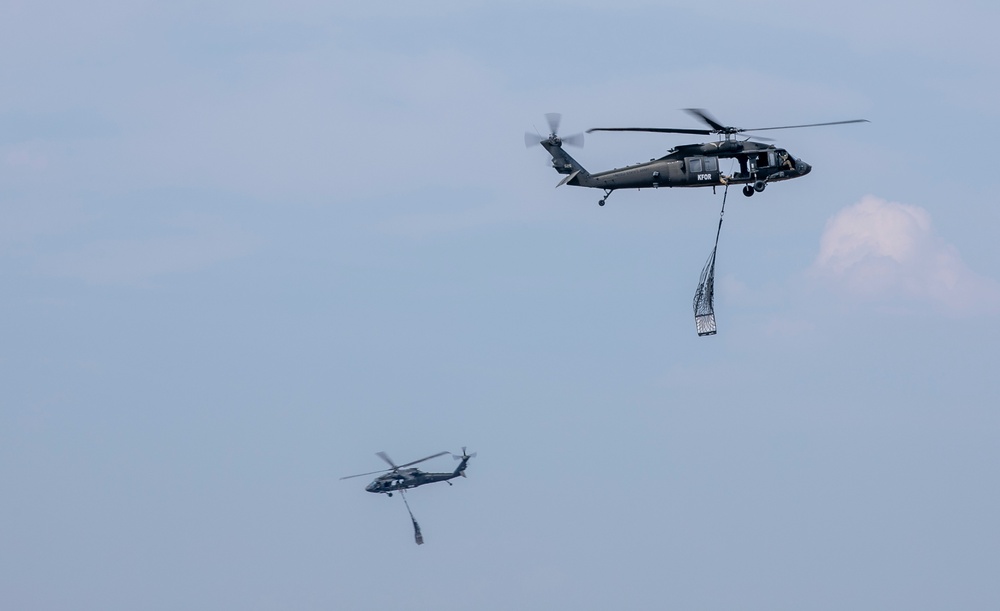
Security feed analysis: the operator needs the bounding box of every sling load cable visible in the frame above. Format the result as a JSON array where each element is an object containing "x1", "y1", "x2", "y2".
[
  {"x1": 693, "y1": 181, "x2": 729, "y2": 336},
  {"x1": 399, "y1": 489, "x2": 424, "y2": 545}
]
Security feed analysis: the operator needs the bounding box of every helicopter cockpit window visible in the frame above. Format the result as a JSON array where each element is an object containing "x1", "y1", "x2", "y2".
[
  {"x1": 703, "y1": 157, "x2": 718, "y2": 172},
  {"x1": 688, "y1": 157, "x2": 703, "y2": 173}
]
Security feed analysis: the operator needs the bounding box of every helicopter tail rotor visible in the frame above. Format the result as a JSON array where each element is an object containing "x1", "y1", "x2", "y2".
[
  {"x1": 524, "y1": 113, "x2": 584, "y2": 149},
  {"x1": 451, "y1": 447, "x2": 476, "y2": 478},
  {"x1": 545, "y1": 112, "x2": 561, "y2": 135},
  {"x1": 452, "y1": 446, "x2": 477, "y2": 461}
]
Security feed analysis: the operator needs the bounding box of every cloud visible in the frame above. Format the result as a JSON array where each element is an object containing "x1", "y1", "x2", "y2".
[{"x1": 812, "y1": 195, "x2": 1000, "y2": 314}]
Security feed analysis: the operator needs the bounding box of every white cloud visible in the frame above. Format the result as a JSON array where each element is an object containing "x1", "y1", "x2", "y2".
[{"x1": 812, "y1": 195, "x2": 1000, "y2": 314}]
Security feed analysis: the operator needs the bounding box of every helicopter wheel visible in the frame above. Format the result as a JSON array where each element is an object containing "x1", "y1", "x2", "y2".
[
  {"x1": 742, "y1": 185, "x2": 754, "y2": 197},
  {"x1": 598, "y1": 199, "x2": 605, "y2": 206},
  {"x1": 753, "y1": 180, "x2": 766, "y2": 193},
  {"x1": 387, "y1": 492, "x2": 393, "y2": 497}
]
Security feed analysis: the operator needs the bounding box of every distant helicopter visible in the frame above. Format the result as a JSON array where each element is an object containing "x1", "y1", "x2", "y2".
[
  {"x1": 340, "y1": 448, "x2": 476, "y2": 497},
  {"x1": 525, "y1": 109, "x2": 868, "y2": 204}
]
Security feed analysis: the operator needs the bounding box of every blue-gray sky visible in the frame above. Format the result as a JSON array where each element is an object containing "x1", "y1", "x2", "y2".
[{"x1": 3, "y1": 2, "x2": 999, "y2": 610}]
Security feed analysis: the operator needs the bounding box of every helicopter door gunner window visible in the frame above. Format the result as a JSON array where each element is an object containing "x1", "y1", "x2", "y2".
[
  {"x1": 703, "y1": 157, "x2": 718, "y2": 173},
  {"x1": 687, "y1": 157, "x2": 715, "y2": 182}
]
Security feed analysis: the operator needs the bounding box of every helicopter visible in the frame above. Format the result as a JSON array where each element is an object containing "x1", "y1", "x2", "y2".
[
  {"x1": 340, "y1": 448, "x2": 476, "y2": 497},
  {"x1": 525, "y1": 109, "x2": 868, "y2": 204}
]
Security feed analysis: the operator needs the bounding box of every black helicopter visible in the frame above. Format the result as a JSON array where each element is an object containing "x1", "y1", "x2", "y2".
[
  {"x1": 340, "y1": 448, "x2": 476, "y2": 497},
  {"x1": 525, "y1": 109, "x2": 868, "y2": 204}
]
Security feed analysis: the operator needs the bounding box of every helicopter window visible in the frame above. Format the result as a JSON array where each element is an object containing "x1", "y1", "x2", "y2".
[
  {"x1": 687, "y1": 157, "x2": 703, "y2": 173},
  {"x1": 703, "y1": 157, "x2": 718, "y2": 172}
]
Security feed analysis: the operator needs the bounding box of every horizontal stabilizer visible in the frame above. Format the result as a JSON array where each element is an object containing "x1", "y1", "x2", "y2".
[{"x1": 556, "y1": 169, "x2": 580, "y2": 188}]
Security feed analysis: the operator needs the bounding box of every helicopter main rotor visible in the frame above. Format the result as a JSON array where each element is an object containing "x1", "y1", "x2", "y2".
[
  {"x1": 339, "y1": 450, "x2": 450, "y2": 480},
  {"x1": 587, "y1": 108, "x2": 868, "y2": 141}
]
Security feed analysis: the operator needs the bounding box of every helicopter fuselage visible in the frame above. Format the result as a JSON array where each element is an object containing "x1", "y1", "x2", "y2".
[
  {"x1": 543, "y1": 138, "x2": 810, "y2": 198},
  {"x1": 365, "y1": 469, "x2": 461, "y2": 494},
  {"x1": 590, "y1": 141, "x2": 810, "y2": 188},
  {"x1": 364, "y1": 454, "x2": 472, "y2": 495}
]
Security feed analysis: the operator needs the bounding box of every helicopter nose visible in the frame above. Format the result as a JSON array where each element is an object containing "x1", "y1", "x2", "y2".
[{"x1": 797, "y1": 160, "x2": 811, "y2": 175}]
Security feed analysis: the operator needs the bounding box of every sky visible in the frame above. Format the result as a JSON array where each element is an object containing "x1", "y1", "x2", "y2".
[{"x1": 2, "y1": 1, "x2": 999, "y2": 610}]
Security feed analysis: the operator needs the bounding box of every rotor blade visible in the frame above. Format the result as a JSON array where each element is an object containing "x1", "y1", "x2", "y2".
[
  {"x1": 743, "y1": 135, "x2": 775, "y2": 142},
  {"x1": 545, "y1": 112, "x2": 561, "y2": 135},
  {"x1": 684, "y1": 108, "x2": 727, "y2": 132},
  {"x1": 376, "y1": 451, "x2": 398, "y2": 470},
  {"x1": 339, "y1": 467, "x2": 391, "y2": 480},
  {"x1": 742, "y1": 119, "x2": 870, "y2": 132},
  {"x1": 395, "y1": 451, "x2": 449, "y2": 469},
  {"x1": 524, "y1": 131, "x2": 544, "y2": 148},
  {"x1": 587, "y1": 127, "x2": 713, "y2": 135},
  {"x1": 561, "y1": 132, "x2": 584, "y2": 147}
]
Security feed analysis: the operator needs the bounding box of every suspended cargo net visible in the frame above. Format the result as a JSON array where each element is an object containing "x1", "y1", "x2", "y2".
[
  {"x1": 400, "y1": 490, "x2": 424, "y2": 545},
  {"x1": 693, "y1": 185, "x2": 728, "y2": 336},
  {"x1": 693, "y1": 247, "x2": 718, "y2": 336}
]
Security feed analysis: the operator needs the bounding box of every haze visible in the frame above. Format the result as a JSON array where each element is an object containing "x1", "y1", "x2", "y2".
[{"x1": 2, "y1": 2, "x2": 998, "y2": 610}]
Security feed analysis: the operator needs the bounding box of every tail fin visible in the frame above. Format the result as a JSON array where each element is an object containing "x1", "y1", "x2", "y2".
[
  {"x1": 452, "y1": 447, "x2": 476, "y2": 478},
  {"x1": 525, "y1": 114, "x2": 590, "y2": 187},
  {"x1": 541, "y1": 139, "x2": 590, "y2": 187}
]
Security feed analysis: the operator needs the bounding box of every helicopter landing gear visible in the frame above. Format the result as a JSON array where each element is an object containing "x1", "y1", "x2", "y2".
[
  {"x1": 598, "y1": 189, "x2": 614, "y2": 206},
  {"x1": 742, "y1": 185, "x2": 754, "y2": 197},
  {"x1": 753, "y1": 180, "x2": 766, "y2": 193},
  {"x1": 387, "y1": 492, "x2": 393, "y2": 497}
]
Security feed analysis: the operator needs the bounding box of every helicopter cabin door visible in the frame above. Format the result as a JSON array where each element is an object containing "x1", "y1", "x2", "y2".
[{"x1": 685, "y1": 156, "x2": 719, "y2": 185}]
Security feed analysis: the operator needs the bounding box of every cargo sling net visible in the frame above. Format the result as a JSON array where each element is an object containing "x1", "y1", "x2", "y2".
[
  {"x1": 400, "y1": 490, "x2": 424, "y2": 545},
  {"x1": 693, "y1": 184, "x2": 728, "y2": 336}
]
